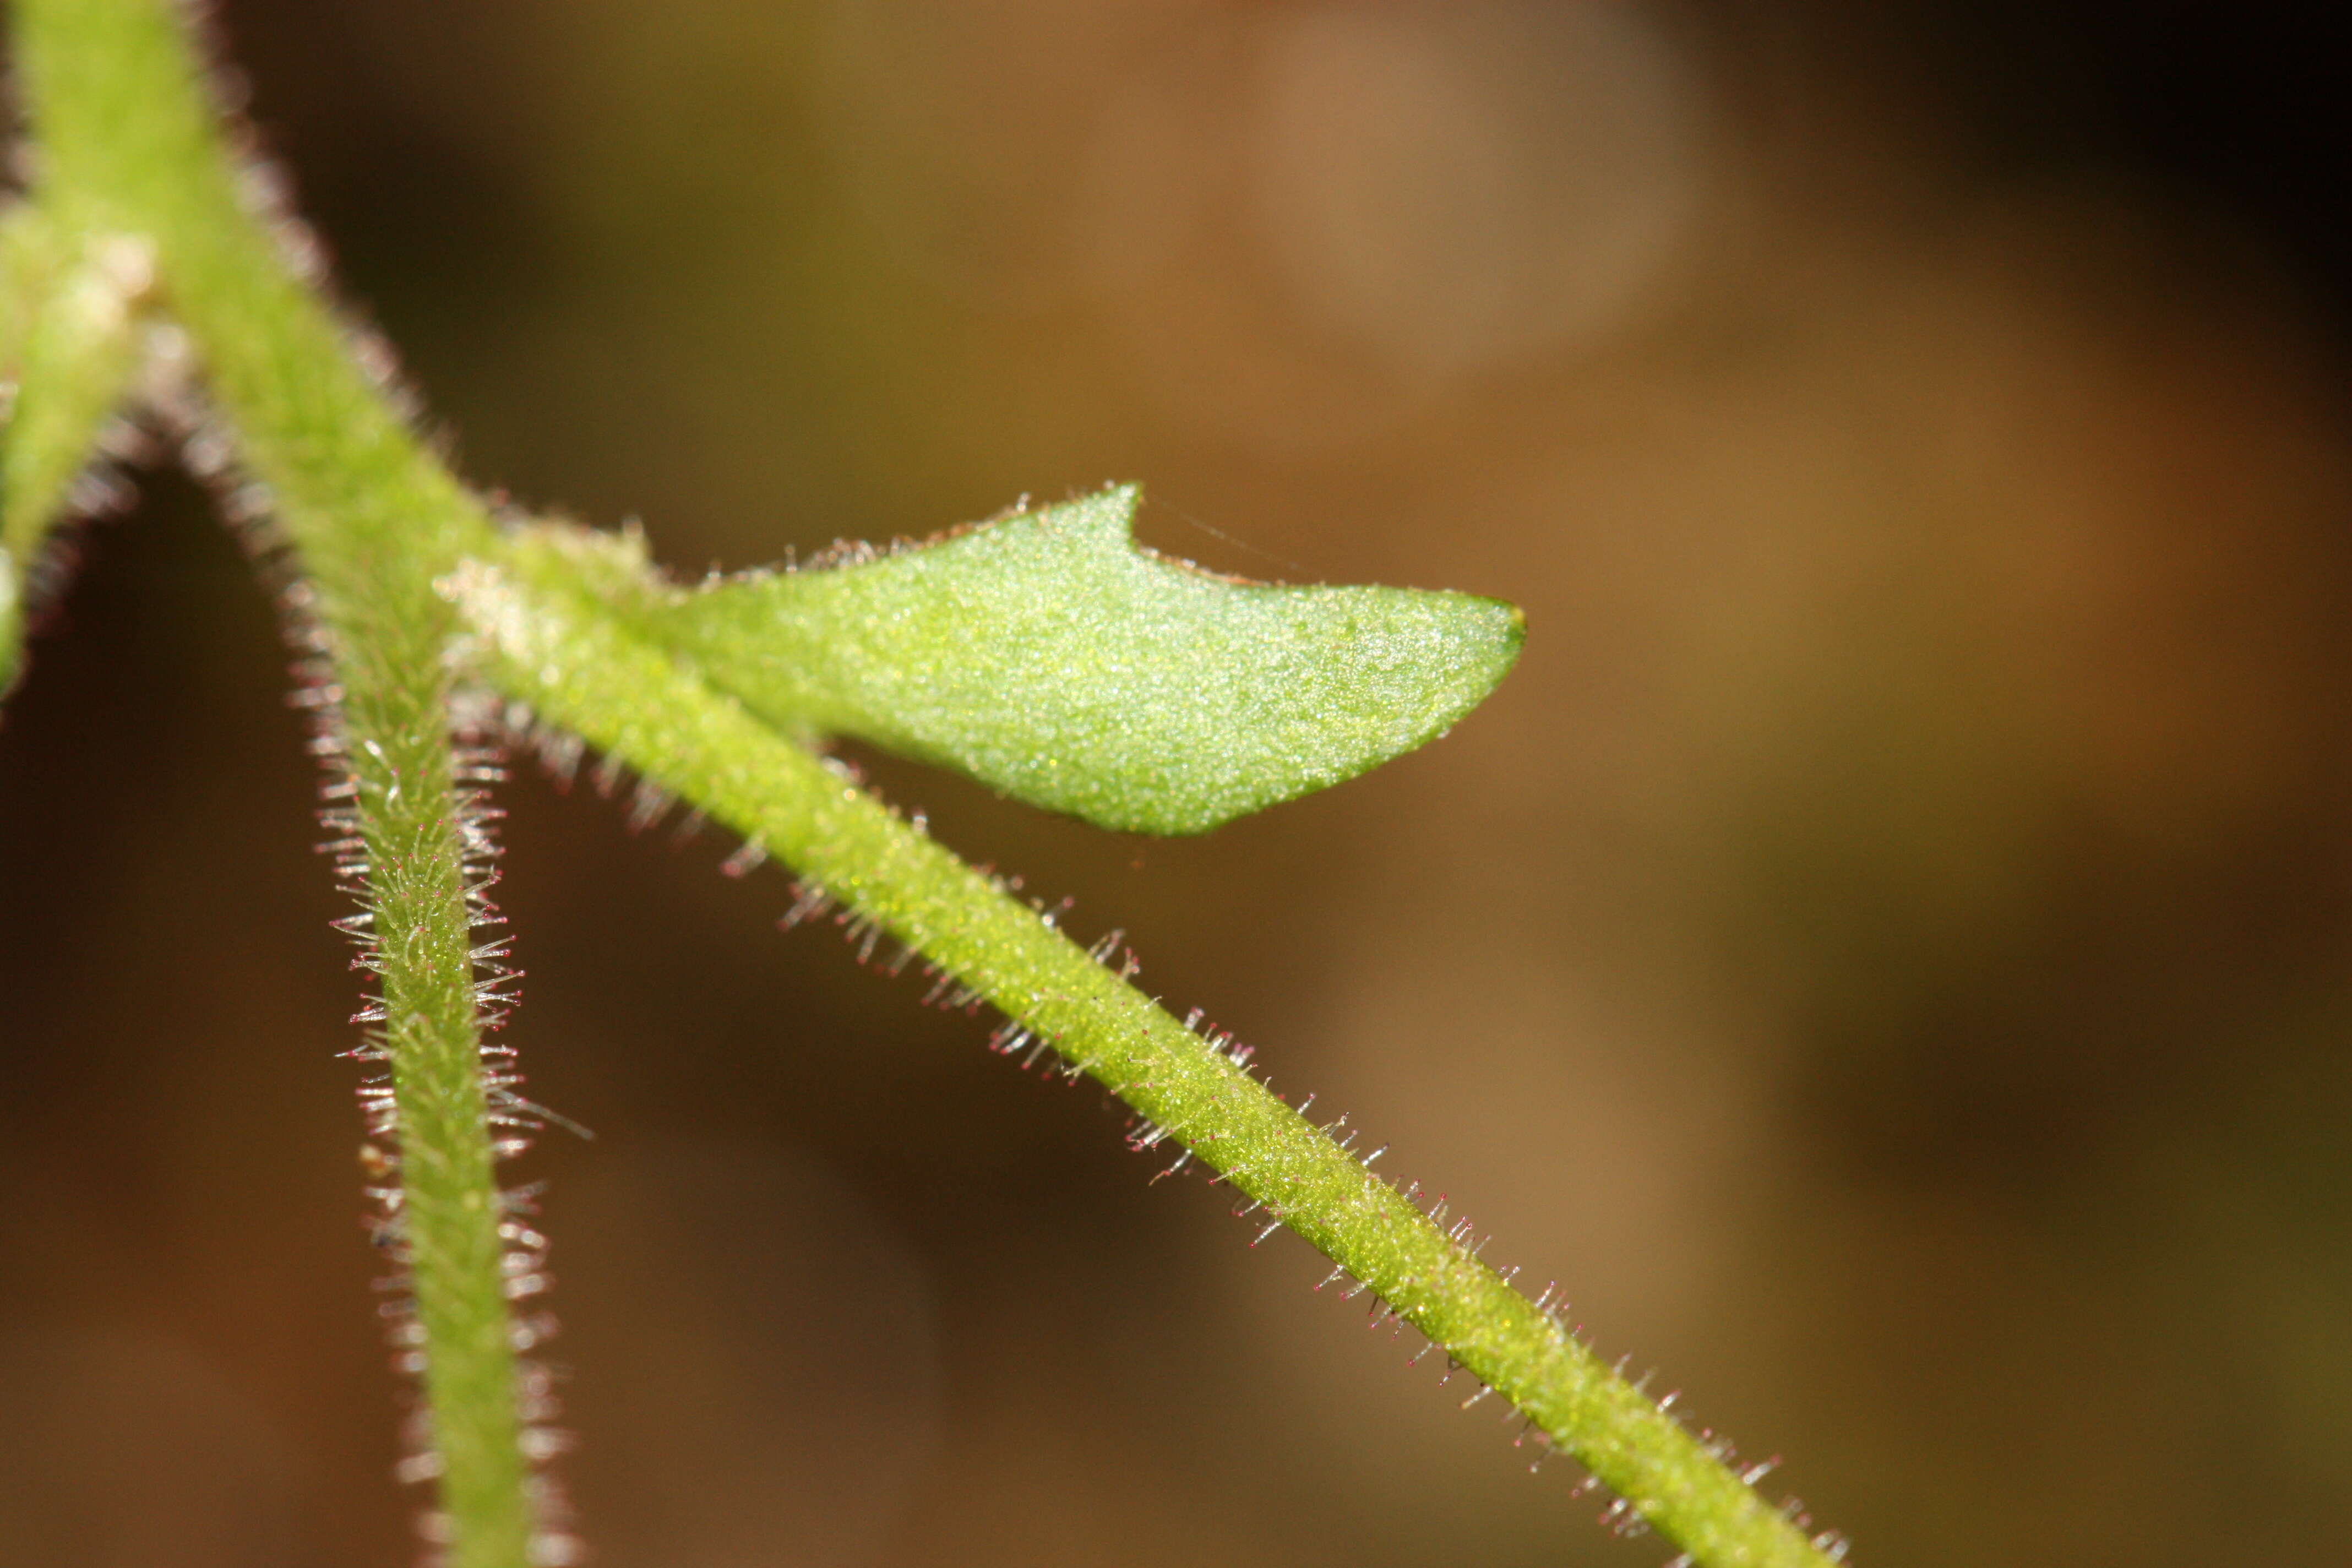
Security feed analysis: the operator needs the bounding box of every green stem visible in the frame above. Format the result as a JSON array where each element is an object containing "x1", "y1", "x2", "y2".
[
  {"x1": 448, "y1": 540, "x2": 1844, "y2": 1568},
  {"x1": 0, "y1": 206, "x2": 152, "y2": 697},
  {"x1": 7, "y1": 1, "x2": 1844, "y2": 1564},
  {"x1": 11, "y1": 4, "x2": 535, "y2": 1563}
]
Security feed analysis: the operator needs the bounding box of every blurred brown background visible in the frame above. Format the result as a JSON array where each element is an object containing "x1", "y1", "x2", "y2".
[{"x1": 7, "y1": 2, "x2": 2352, "y2": 1564}]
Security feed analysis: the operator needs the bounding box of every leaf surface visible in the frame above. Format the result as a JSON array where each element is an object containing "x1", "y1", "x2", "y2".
[{"x1": 608, "y1": 486, "x2": 1523, "y2": 834}]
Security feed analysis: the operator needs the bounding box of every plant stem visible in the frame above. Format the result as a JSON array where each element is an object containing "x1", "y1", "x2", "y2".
[
  {"x1": 11, "y1": 3, "x2": 535, "y2": 1562},
  {"x1": 8, "y1": 1, "x2": 1845, "y2": 1562},
  {"x1": 0, "y1": 206, "x2": 151, "y2": 696},
  {"x1": 448, "y1": 543, "x2": 1843, "y2": 1568}
]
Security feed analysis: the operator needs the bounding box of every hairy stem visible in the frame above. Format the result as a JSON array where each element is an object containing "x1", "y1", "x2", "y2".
[
  {"x1": 8, "y1": 1, "x2": 1843, "y2": 1564},
  {"x1": 0, "y1": 207, "x2": 151, "y2": 696},
  {"x1": 11, "y1": 3, "x2": 534, "y2": 1562},
  {"x1": 446, "y1": 543, "x2": 1843, "y2": 1568}
]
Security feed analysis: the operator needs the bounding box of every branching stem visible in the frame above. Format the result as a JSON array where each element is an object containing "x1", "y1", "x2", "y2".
[
  {"x1": 449, "y1": 545, "x2": 1841, "y2": 1568},
  {"x1": 5, "y1": 2, "x2": 1843, "y2": 1565},
  {"x1": 13, "y1": 3, "x2": 532, "y2": 1562}
]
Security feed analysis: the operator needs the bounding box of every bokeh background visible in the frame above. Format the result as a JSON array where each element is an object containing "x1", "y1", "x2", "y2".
[{"x1": 6, "y1": 2, "x2": 2352, "y2": 1564}]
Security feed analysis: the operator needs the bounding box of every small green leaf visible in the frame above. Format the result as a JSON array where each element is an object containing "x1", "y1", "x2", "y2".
[{"x1": 601, "y1": 485, "x2": 1522, "y2": 834}]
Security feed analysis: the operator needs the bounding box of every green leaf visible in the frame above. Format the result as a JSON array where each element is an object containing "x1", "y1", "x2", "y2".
[{"x1": 567, "y1": 485, "x2": 1523, "y2": 835}]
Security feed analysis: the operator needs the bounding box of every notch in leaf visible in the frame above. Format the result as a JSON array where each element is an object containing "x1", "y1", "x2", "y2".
[{"x1": 607, "y1": 484, "x2": 1524, "y2": 835}]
